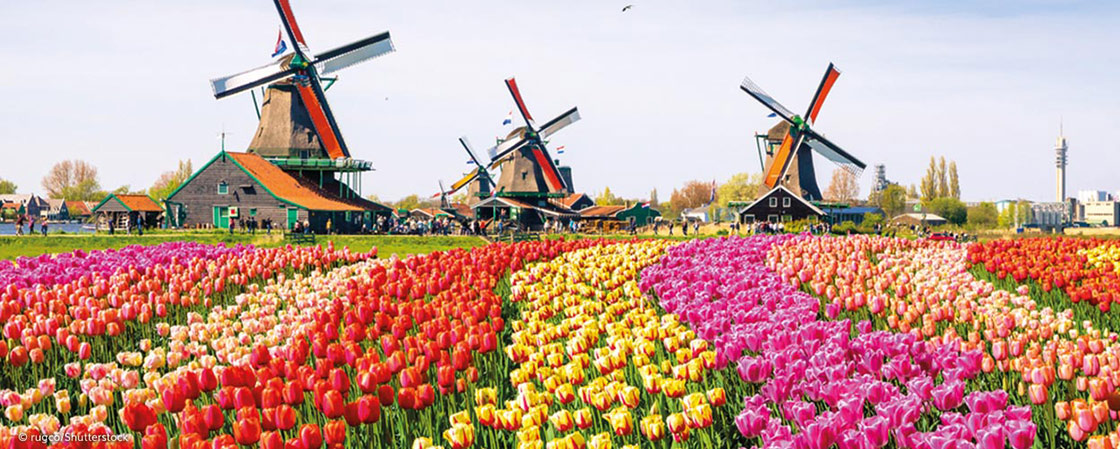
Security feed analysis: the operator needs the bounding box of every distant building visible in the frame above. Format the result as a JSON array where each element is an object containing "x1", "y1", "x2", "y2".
[
  {"x1": 0, "y1": 194, "x2": 49, "y2": 218},
  {"x1": 872, "y1": 164, "x2": 891, "y2": 193},
  {"x1": 42, "y1": 199, "x2": 68, "y2": 220},
  {"x1": 1030, "y1": 202, "x2": 1067, "y2": 228},
  {"x1": 1079, "y1": 190, "x2": 1112, "y2": 203},
  {"x1": 891, "y1": 213, "x2": 948, "y2": 227},
  {"x1": 1055, "y1": 130, "x2": 1068, "y2": 202},
  {"x1": 1084, "y1": 201, "x2": 1120, "y2": 226},
  {"x1": 92, "y1": 194, "x2": 164, "y2": 230},
  {"x1": 821, "y1": 206, "x2": 885, "y2": 226},
  {"x1": 65, "y1": 201, "x2": 94, "y2": 220}
]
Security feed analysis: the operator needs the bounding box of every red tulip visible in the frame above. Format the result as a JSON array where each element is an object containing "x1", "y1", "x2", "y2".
[
  {"x1": 283, "y1": 380, "x2": 304, "y2": 405},
  {"x1": 274, "y1": 404, "x2": 297, "y2": 431},
  {"x1": 377, "y1": 385, "x2": 394, "y2": 406},
  {"x1": 398, "y1": 387, "x2": 417, "y2": 410},
  {"x1": 234, "y1": 417, "x2": 262, "y2": 445},
  {"x1": 417, "y1": 384, "x2": 435, "y2": 408},
  {"x1": 122, "y1": 401, "x2": 158, "y2": 432},
  {"x1": 259, "y1": 431, "x2": 283, "y2": 449},
  {"x1": 323, "y1": 420, "x2": 346, "y2": 445},
  {"x1": 203, "y1": 404, "x2": 225, "y2": 431},
  {"x1": 357, "y1": 395, "x2": 381, "y2": 424},
  {"x1": 299, "y1": 424, "x2": 322, "y2": 449},
  {"x1": 320, "y1": 390, "x2": 344, "y2": 419}
]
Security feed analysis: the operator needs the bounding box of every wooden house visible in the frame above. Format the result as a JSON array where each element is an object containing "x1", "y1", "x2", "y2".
[
  {"x1": 165, "y1": 151, "x2": 391, "y2": 233},
  {"x1": 738, "y1": 185, "x2": 826, "y2": 223},
  {"x1": 92, "y1": 194, "x2": 164, "y2": 230}
]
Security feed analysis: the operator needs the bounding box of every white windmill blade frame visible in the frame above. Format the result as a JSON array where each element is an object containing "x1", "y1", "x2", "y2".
[
  {"x1": 539, "y1": 107, "x2": 581, "y2": 139},
  {"x1": 210, "y1": 60, "x2": 296, "y2": 99},
  {"x1": 487, "y1": 136, "x2": 530, "y2": 168},
  {"x1": 314, "y1": 32, "x2": 395, "y2": 75},
  {"x1": 804, "y1": 131, "x2": 866, "y2": 170},
  {"x1": 739, "y1": 75, "x2": 798, "y2": 124}
]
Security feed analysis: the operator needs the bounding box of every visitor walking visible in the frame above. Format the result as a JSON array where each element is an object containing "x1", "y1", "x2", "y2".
[{"x1": 40, "y1": 221, "x2": 48, "y2": 236}]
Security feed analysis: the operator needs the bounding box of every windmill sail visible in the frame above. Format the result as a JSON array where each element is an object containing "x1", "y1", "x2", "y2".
[
  {"x1": 314, "y1": 32, "x2": 395, "y2": 75},
  {"x1": 740, "y1": 76, "x2": 797, "y2": 124}
]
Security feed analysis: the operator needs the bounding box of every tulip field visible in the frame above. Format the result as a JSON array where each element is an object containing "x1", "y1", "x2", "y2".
[{"x1": 3, "y1": 235, "x2": 1120, "y2": 448}]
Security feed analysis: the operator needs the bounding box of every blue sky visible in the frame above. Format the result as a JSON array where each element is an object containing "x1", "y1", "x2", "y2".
[{"x1": 1, "y1": 0, "x2": 1117, "y2": 203}]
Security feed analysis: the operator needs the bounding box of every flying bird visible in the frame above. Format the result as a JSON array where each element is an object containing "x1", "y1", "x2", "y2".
[{"x1": 622, "y1": 5, "x2": 633, "y2": 12}]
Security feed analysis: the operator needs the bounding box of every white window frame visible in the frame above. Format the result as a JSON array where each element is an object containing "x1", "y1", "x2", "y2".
[
  {"x1": 783, "y1": 197, "x2": 791, "y2": 208},
  {"x1": 769, "y1": 197, "x2": 778, "y2": 207}
]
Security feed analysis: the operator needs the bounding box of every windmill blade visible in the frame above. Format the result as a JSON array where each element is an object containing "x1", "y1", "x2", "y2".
[
  {"x1": 294, "y1": 81, "x2": 349, "y2": 159},
  {"x1": 740, "y1": 75, "x2": 798, "y2": 125},
  {"x1": 505, "y1": 77, "x2": 537, "y2": 130},
  {"x1": 448, "y1": 170, "x2": 481, "y2": 193},
  {"x1": 314, "y1": 32, "x2": 395, "y2": 75},
  {"x1": 459, "y1": 136, "x2": 486, "y2": 167},
  {"x1": 763, "y1": 132, "x2": 804, "y2": 188},
  {"x1": 539, "y1": 107, "x2": 581, "y2": 139},
  {"x1": 487, "y1": 136, "x2": 531, "y2": 169},
  {"x1": 804, "y1": 129, "x2": 866, "y2": 172},
  {"x1": 804, "y1": 63, "x2": 841, "y2": 126},
  {"x1": 273, "y1": 0, "x2": 312, "y2": 58},
  {"x1": 528, "y1": 146, "x2": 567, "y2": 192},
  {"x1": 211, "y1": 61, "x2": 297, "y2": 99}
]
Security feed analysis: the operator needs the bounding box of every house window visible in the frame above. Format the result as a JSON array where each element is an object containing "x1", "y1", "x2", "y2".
[
  {"x1": 250, "y1": 208, "x2": 257, "y2": 216},
  {"x1": 769, "y1": 198, "x2": 778, "y2": 207},
  {"x1": 782, "y1": 215, "x2": 793, "y2": 222},
  {"x1": 218, "y1": 182, "x2": 228, "y2": 195},
  {"x1": 783, "y1": 197, "x2": 791, "y2": 208},
  {"x1": 768, "y1": 215, "x2": 779, "y2": 223}
]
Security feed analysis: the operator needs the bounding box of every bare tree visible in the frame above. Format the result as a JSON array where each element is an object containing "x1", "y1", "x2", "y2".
[
  {"x1": 149, "y1": 160, "x2": 194, "y2": 200},
  {"x1": 823, "y1": 168, "x2": 860, "y2": 203},
  {"x1": 42, "y1": 160, "x2": 103, "y2": 201}
]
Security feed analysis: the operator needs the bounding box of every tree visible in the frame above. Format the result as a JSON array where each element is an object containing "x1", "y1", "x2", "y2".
[
  {"x1": 906, "y1": 184, "x2": 918, "y2": 200},
  {"x1": 112, "y1": 185, "x2": 145, "y2": 195},
  {"x1": 936, "y1": 157, "x2": 949, "y2": 198},
  {"x1": 149, "y1": 160, "x2": 194, "y2": 201},
  {"x1": 823, "y1": 169, "x2": 860, "y2": 203},
  {"x1": 0, "y1": 178, "x2": 16, "y2": 195},
  {"x1": 649, "y1": 189, "x2": 659, "y2": 209},
  {"x1": 595, "y1": 187, "x2": 624, "y2": 206},
  {"x1": 948, "y1": 161, "x2": 960, "y2": 200},
  {"x1": 671, "y1": 181, "x2": 713, "y2": 210},
  {"x1": 920, "y1": 157, "x2": 937, "y2": 201},
  {"x1": 967, "y1": 202, "x2": 998, "y2": 228},
  {"x1": 366, "y1": 194, "x2": 381, "y2": 203},
  {"x1": 716, "y1": 173, "x2": 762, "y2": 208},
  {"x1": 928, "y1": 197, "x2": 966, "y2": 225},
  {"x1": 997, "y1": 201, "x2": 1033, "y2": 228},
  {"x1": 42, "y1": 160, "x2": 103, "y2": 201},
  {"x1": 393, "y1": 194, "x2": 425, "y2": 211},
  {"x1": 874, "y1": 184, "x2": 907, "y2": 218}
]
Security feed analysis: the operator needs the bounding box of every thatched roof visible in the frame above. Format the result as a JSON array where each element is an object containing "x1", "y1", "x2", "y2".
[{"x1": 247, "y1": 83, "x2": 331, "y2": 159}]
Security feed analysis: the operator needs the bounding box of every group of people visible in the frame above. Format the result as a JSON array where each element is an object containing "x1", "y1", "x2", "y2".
[
  {"x1": 11, "y1": 214, "x2": 48, "y2": 236},
  {"x1": 653, "y1": 220, "x2": 702, "y2": 236},
  {"x1": 228, "y1": 216, "x2": 273, "y2": 235}
]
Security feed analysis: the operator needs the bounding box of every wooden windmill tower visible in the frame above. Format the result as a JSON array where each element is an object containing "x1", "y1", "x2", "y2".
[
  {"x1": 740, "y1": 63, "x2": 866, "y2": 201},
  {"x1": 209, "y1": 0, "x2": 394, "y2": 202}
]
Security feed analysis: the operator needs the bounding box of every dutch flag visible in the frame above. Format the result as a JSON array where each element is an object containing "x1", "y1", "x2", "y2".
[
  {"x1": 556, "y1": 146, "x2": 566, "y2": 154},
  {"x1": 502, "y1": 110, "x2": 513, "y2": 126},
  {"x1": 272, "y1": 30, "x2": 288, "y2": 58},
  {"x1": 640, "y1": 202, "x2": 650, "y2": 209}
]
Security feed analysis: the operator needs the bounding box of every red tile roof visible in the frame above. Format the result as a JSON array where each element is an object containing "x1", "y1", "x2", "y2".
[
  {"x1": 115, "y1": 195, "x2": 163, "y2": 212},
  {"x1": 228, "y1": 152, "x2": 362, "y2": 212},
  {"x1": 555, "y1": 193, "x2": 588, "y2": 208},
  {"x1": 65, "y1": 201, "x2": 92, "y2": 216},
  {"x1": 579, "y1": 205, "x2": 627, "y2": 217}
]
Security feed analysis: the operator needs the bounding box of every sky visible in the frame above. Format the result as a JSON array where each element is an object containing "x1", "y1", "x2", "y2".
[{"x1": 1, "y1": 0, "x2": 1118, "y2": 204}]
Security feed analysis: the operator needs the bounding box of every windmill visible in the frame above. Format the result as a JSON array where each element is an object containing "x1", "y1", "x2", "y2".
[
  {"x1": 210, "y1": 0, "x2": 394, "y2": 163},
  {"x1": 485, "y1": 77, "x2": 581, "y2": 195},
  {"x1": 434, "y1": 137, "x2": 496, "y2": 204},
  {"x1": 740, "y1": 63, "x2": 866, "y2": 201}
]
